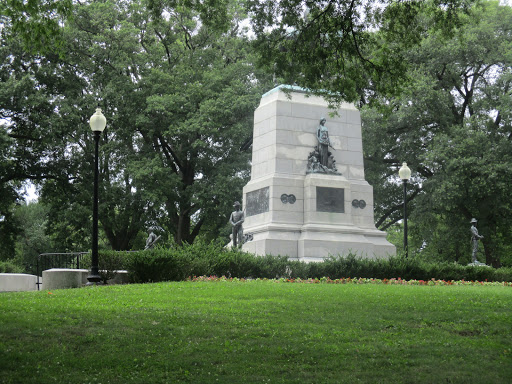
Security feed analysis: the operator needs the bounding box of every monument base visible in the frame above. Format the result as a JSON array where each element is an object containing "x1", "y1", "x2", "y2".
[
  {"x1": 242, "y1": 224, "x2": 300, "y2": 259},
  {"x1": 297, "y1": 224, "x2": 395, "y2": 262},
  {"x1": 243, "y1": 223, "x2": 394, "y2": 261}
]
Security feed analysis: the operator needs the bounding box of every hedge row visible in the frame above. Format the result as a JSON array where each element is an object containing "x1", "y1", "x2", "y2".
[
  {"x1": 95, "y1": 241, "x2": 512, "y2": 284},
  {"x1": 0, "y1": 260, "x2": 24, "y2": 274}
]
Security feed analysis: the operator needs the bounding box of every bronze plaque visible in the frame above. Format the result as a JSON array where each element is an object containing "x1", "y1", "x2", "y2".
[
  {"x1": 246, "y1": 187, "x2": 269, "y2": 217},
  {"x1": 317, "y1": 187, "x2": 345, "y2": 213}
]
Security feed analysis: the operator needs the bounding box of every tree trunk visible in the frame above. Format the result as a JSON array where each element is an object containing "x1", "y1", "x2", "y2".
[{"x1": 482, "y1": 239, "x2": 501, "y2": 268}]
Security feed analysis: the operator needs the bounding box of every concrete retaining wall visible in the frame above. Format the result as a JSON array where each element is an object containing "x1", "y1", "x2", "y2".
[
  {"x1": 107, "y1": 271, "x2": 129, "y2": 285},
  {"x1": 42, "y1": 269, "x2": 89, "y2": 290},
  {"x1": 1, "y1": 269, "x2": 130, "y2": 292},
  {"x1": 0, "y1": 273, "x2": 40, "y2": 292}
]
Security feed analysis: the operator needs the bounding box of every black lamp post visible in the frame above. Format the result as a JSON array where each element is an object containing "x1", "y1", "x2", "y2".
[
  {"x1": 399, "y1": 162, "x2": 411, "y2": 258},
  {"x1": 87, "y1": 107, "x2": 106, "y2": 284}
]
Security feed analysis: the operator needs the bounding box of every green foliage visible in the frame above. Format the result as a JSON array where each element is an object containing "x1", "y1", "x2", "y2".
[
  {"x1": 113, "y1": 241, "x2": 512, "y2": 283},
  {"x1": 318, "y1": 254, "x2": 512, "y2": 282},
  {"x1": 98, "y1": 252, "x2": 125, "y2": 284},
  {"x1": 0, "y1": 207, "x2": 17, "y2": 262},
  {"x1": 80, "y1": 251, "x2": 126, "y2": 284},
  {"x1": 248, "y1": 0, "x2": 479, "y2": 105},
  {"x1": 0, "y1": 259, "x2": 23, "y2": 273},
  {"x1": 0, "y1": 0, "x2": 73, "y2": 54},
  {"x1": 1, "y1": 0, "x2": 273, "y2": 251},
  {"x1": 362, "y1": 1, "x2": 512, "y2": 266},
  {"x1": 11, "y1": 202, "x2": 58, "y2": 274},
  {"x1": 123, "y1": 242, "x2": 291, "y2": 283}
]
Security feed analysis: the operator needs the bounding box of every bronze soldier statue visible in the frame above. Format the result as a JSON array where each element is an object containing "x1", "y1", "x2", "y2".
[
  {"x1": 470, "y1": 218, "x2": 484, "y2": 264},
  {"x1": 230, "y1": 201, "x2": 244, "y2": 248}
]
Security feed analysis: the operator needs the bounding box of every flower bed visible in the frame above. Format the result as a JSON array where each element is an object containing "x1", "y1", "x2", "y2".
[{"x1": 187, "y1": 275, "x2": 512, "y2": 287}]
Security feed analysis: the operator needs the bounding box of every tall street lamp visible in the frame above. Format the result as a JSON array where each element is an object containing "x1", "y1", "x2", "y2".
[
  {"x1": 399, "y1": 162, "x2": 411, "y2": 258},
  {"x1": 87, "y1": 107, "x2": 106, "y2": 284}
]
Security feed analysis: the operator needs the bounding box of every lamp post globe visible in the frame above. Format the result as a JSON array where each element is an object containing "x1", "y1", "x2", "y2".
[
  {"x1": 399, "y1": 162, "x2": 411, "y2": 181},
  {"x1": 399, "y1": 162, "x2": 411, "y2": 258},
  {"x1": 87, "y1": 107, "x2": 106, "y2": 284},
  {"x1": 90, "y1": 108, "x2": 107, "y2": 133}
]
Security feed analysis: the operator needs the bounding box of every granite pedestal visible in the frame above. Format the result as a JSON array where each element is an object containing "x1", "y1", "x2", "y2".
[{"x1": 242, "y1": 86, "x2": 395, "y2": 261}]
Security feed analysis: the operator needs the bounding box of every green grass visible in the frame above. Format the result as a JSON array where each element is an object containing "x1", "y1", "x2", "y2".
[{"x1": 1, "y1": 281, "x2": 511, "y2": 383}]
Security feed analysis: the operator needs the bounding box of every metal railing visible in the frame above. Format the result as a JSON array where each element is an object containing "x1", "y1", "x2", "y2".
[{"x1": 36, "y1": 252, "x2": 89, "y2": 290}]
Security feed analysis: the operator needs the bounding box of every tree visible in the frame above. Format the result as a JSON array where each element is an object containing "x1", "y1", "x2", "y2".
[
  {"x1": 12, "y1": 202, "x2": 56, "y2": 274},
  {"x1": 361, "y1": 1, "x2": 512, "y2": 266},
  {"x1": 247, "y1": 0, "x2": 481, "y2": 105},
  {"x1": 0, "y1": 25, "x2": 56, "y2": 259},
  {"x1": 1, "y1": 0, "x2": 272, "y2": 250},
  {"x1": 0, "y1": 0, "x2": 73, "y2": 54},
  {"x1": 114, "y1": 0, "x2": 272, "y2": 244},
  {"x1": 421, "y1": 122, "x2": 512, "y2": 267}
]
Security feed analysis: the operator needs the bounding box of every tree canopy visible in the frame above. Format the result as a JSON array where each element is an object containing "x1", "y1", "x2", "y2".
[
  {"x1": 2, "y1": 0, "x2": 512, "y2": 270},
  {"x1": 248, "y1": 0, "x2": 481, "y2": 104},
  {"x1": 0, "y1": 0, "x2": 273, "y2": 260},
  {"x1": 0, "y1": 0, "x2": 73, "y2": 53},
  {"x1": 361, "y1": 0, "x2": 512, "y2": 266}
]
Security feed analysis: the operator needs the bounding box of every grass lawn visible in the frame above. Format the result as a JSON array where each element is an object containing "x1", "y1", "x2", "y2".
[{"x1": 0, "y1": 280, "x2": 511, "y2": 383}]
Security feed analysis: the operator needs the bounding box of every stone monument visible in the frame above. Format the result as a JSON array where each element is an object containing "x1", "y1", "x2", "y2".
[{"x1": 241, "y1": 85, "x2": 395, "y2": 261}]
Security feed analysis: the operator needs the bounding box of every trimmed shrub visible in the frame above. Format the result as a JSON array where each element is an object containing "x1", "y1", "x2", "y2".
[
  {"x1": 81, "y1": 252, "x2": 127, "y2": 284},
  {"x1": 88, "y1": 242, "x2": 512, "y2": 283},
  {"x1": 0, "y1": 260, "x2": 24, "y2": 273}
]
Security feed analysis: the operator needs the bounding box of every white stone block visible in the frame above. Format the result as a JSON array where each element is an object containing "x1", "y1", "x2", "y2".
[
  {"x1": 352, "y1": 215, "x2": 377, "y2": 229},
  {"x1": 245, "y1": 227, "x2": 301, "y2": 258},
  {"x1": 253, "y1": 130, "x2": 275, "y2": 150},
  {"x1": 275, "y1": 144, "x2": 300, "y2": 159},
  {"x1": 277, "y1": 116, "x2": 319, "y2": 134},
  {"x1": 270, "y1": 209, "x2": 304, "y2": 226},
  {"x1": 253, "y1": 145, "x2": 277, "y2": 165},
  {"x1": 275, "y1": 144, "x2": 310, "y2": 162},
  {"x1": 276, "y1": 130, "x2": 300, "y2": 147},
  {"x1": 42, "y1": 269, "x2": 89, "y2": 290},
  {"x1": 0, "y1": 273, "x2": 39, "y2": 292},
  {"x1": 275, "y1": 100, "x2": 293, "y2": 117},
  {"x1": 107, "y1": 270, "x2": 130, "y2": 285},
  {"x1": 298, "y1": 229, "x2": 394, "y2": 260},
  {"x1": 346, "y1": 110, "x2": 362, "y2": 125},
  {"x1": 348, "y1": 137, "x2": 363, "y2": 153},
  {"x1": 330, "y1": 136, "x2": 347, "y2": 151},
  {"x1": 297, "y1": 132, "x2": 316, "y2": 147},
  {"x1": 251, "y1": 160, "x2": 274, "y2": 179},
  {"x1": 254, "y1": 103, "x2": 278, "y2": 124},
  {"x1": 347, "y1": 123, "x2": 363, "y2": 139},
  {"x1": 275, "y1": 158, "x2": 295, "y2": 174},
  {"x1": 258, "y1": 116, "x2": 277, "y2": 137},
  {"x1": 340, "y1": 151, "x2": 364, "y2": 166},
  {"x1": 291, "y1": 103, "x2": 331, "y2": 120},
  {"x1": 346, "y1": 166, "x2": 366, "y2": 180},
  {"x1": 275, "y1": 177, "x2": 304, "y2": 188},
  {"x1": 272, "y1": 184, "x2": 304, "y2": 200},
  {"x1": 325, "y1": 121, "x2": 345, "y2": 137}
]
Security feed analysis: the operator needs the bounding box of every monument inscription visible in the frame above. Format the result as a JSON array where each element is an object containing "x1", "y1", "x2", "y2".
[
  {"x1": 316, "y1": 187, "x2": 345, "y2": 213},
  {"x1": 246, "y1": 187, "x2": 269, "y2": 217}
]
